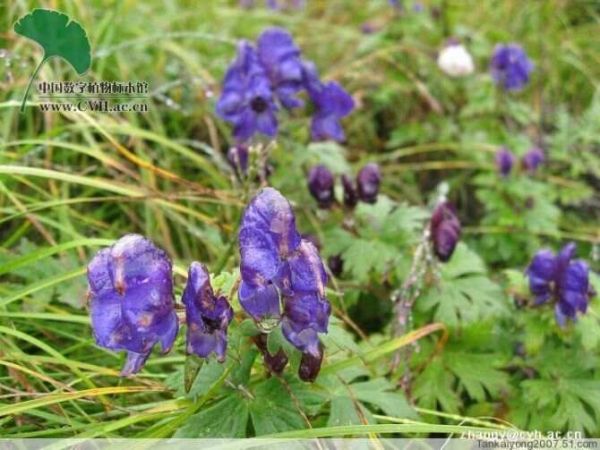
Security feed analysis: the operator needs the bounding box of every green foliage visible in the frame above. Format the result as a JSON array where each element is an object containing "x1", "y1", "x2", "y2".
[{"x1": 418, "y1": 243, "x2": 508, "y2": 327}]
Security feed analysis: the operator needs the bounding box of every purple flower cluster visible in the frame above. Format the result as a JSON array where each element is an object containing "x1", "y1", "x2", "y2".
[
  {"x1": 238, "y1": 187, "x2": 331, "y2": 377},
  {"x1": 216, "y1": 27, "x2": 354, "y2": 144},
  {"x1": 526, "y1": 243, "x2": 594, "y2": 326},
  {"x1": 87, "y1": 235, "x2": 234, "y2": 375},
  {"x1": 306, "y1": 163, "x2": 381, "y2": 209},
  {"x1": 495, "y1": 146, "x2": 545, "y2": 177},
  {"x1": 430, "y1": 202, "x2": 461, "y2": 263},
  {"x1": 490, "y1": 44, "x2": 534, "y2": 91}
]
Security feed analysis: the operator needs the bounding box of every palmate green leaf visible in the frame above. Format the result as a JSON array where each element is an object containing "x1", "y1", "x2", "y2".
[
  {"x1": 445, "y1": 352, "x2": 509, "y2": 402},
  {"x1": 413, "y1": 358, "x2": 460, "y2": 413},
  {"x1": 417, "y1": 243, "x2": 508, "y2": 327},
  {"x1": 14, "y1": 8, "x2": 91, "y2": 111}
]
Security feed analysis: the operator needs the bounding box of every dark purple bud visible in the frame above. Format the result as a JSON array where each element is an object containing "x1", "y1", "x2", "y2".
[
  {"x1": 522, "y1": 147, "x2": 545, "y2": 173},
  {"x1": 495, "y1": 147, "x2": 516, "y2": 177},
  {"x1": 356, "y1": 163, "x2": 381, "y2": 204},
  {"x1": 327, "y1": 254, "x2": 344, "y2": 277},
  {"x1": 341, "y1": 174, "x2": 358, "y2": 208},
  {"x1": 361, "y1": 22, "x2": 379, "y2": 34},
  {"x1": 490, "y1": 43, "x2": 534, "y2": 91},
  {"x1": 182, "y1": 262, "x2": 233, "y2": 362},
  {"x1": 227, "y1": 145, "x2": 249, "y2": 176},
  {"x1": 307, "y1": 165, "x2": 335, "y2": 208},
  {"x1": 298, "y1": 342, "x2": 324, "y2": 382},
  {"x1": 253, "y1": 333, "x2": 288, "y2": 375},
  {"x1": 87, "y1": 234, "x2": 178, "y2": 376},
  {"x1": 430, "y1": 202, "x2": 461, "y2": 263},
  {"x1": 526, "y1": 243, "x2": 592, "y2": 326}
]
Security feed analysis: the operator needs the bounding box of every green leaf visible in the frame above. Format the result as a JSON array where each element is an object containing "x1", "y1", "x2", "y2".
[
  {"x1": 418, "y1": 243, "x2": 508, "y2": 326},
  {"x1": 13, "y1": 8, "x2": 91, "y2": 112},
  {"x1": 249, "y1": 378, "x2": 307, "y2": 435},
  {"x1": 413, "y1": 358, "x2": 460, "y2": 413},
  {"x1": 14, "y1": 9, "x2": 91, "y2": 74},
  {"x1": 445, "y1": 352, "x2": 509, "y2": 402},
  {"x1": 174, "y1": 394, "x2": 249, "y2": 438}
]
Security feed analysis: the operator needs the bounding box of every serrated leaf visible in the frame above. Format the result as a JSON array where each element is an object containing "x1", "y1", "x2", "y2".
[
  {"x1": 445, "y1": 352, "x2": 509, "y2": 402},
  {"x1": 413, "y1": 359, "x2": 460, "y2": 413}
]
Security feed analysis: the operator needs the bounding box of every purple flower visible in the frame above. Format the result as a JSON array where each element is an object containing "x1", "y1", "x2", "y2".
[
  {"x1": 87, "y1": 234, "x2": 178, "y2": 376},
  {"x1": 303, "y1": 62, "x2": 354, "y2": 142},
  {"x1": 495, "y1": 147, "x2": 516, "y2": 177},
  {"x1": 341, "y1": 174, "x2": 358, "y2": 208},
  {"x1": 216, "y1": 42, "x2": 278, "y2": 143},
  {"x1": 307, "y1": 165, "x2": 335, "y2": 208},
  {"x1": 430, "y1": 202, "x2": 461, "y2": 263},
  {"x1": 227, "y1": 145, "x2": 249, "y2": 176},
  {"x1": 522, "y1": 147, "x2": 545, "y2": 173},
  {"x1": 526, "y1": 243, "x2": 593, "y2": 326},
  {"x1": 238, "y1": 188, "x2": 331, "y2": 362},
  {"x1": 490, "y1": 44, "x2": 534, "y2": 91},
  {"x1": 182, "y1": 262, "x2": 233, "y2": 362},
  {"x1": 357, "y1": 163, "x2": 381, "y2": 204},
  {"x1": 389, "y1": 0, "x2": 403, "y2": 11},
  {"x1": 257, "y1": 28, "x2": 305, "y2": 109}
]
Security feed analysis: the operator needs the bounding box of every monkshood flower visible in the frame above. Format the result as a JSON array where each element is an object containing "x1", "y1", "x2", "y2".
[
  {"x1": 522, "y1": 147, "x2": 545, "y2": 173},
  {"x1": 257, "y1": 28, "x2": 304, "y2": 109},
  {"x1": 182, "y1": 262, "x2": 233, "y2": 362},
  {"x1": 389, "y1": 0, "x2": 403, "y2": 11},
  {"x1": 238, "y1": 187, "x2": 331, "y2": 361},
  {"x1": 87, "y1": 234, "x2": 178, "y2": 376},
  {"x1": 303, "y1": 61, "x2": 355, "y2": 142},
  {"x1": 430, "y1": 202, "x2": 461, "y2": 262},
  {"x1": 341, "y1": 174, "x2": 358, "y2": 208},
  {"x1": 357, "y1": 163, "x2": 381, "y2": 204},
  {"x1": 216, "y1": 42, "x2": 278, "y2": 143},
  {"x1": 496, "y1": 147, "x2": 516, "y2": 177},
  {"x1": 490, "y1": 44, "x2": 534, "y2": 91},
  {"x1": 437, "y1": 42, "x2": 475, "y2": 77},
  {"x1": 526, "y1": 243, "x2": 593, "y2": 326},
  {"x1": 307, "y1": 165, "x2": 335, "y2": 208}
]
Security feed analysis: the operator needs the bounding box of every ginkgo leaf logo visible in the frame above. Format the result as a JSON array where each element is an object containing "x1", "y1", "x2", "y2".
[{"x1": 14, "y1": 8, "x2": 91, "y2": 113}]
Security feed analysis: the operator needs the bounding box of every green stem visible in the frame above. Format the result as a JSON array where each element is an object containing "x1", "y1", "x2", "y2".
[{"x1": 20, "y1": 56, "x2": 47, "y2": 113}]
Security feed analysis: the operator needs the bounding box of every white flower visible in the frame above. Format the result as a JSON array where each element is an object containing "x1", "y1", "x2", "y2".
[{"x1": 437, "y1": 44, "x2": 475, "y2": 77}]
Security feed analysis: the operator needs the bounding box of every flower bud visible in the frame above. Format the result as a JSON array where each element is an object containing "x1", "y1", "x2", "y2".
[
  {"x1": 495, "y1": 147, "x2": 516, "y2": 177},
  {"x1": 430, "y1": 202, "x2": 461, "y2": 262},
  {"x1": 307, "y1": 165, "x2": 335, "y2": 208},
  {"x1": 522, "y1": 147, "x2": 544, "y2": 173},
  {"x1": 298, "y1": 342, "x2": 324, "y2": 382},
  {"x1": 253, "y1": 333, "x2": 288, "y2": 375},
  {"x1": 341, "y1": 174, "x2": 358, "y2": 208},
  {"x1": 357, "y1": 163, "x2": 381, "y2": 204},
  {"x1": 327, "y1": 254, "x2": 344, "y2": 277}
]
